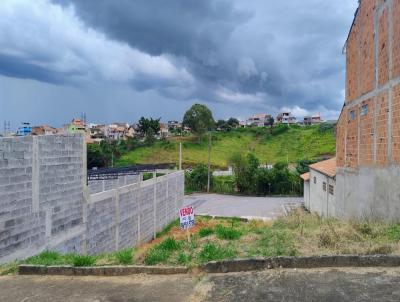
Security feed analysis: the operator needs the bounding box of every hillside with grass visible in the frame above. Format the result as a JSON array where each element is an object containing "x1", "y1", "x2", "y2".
[{"x1": 116, "y1": 124, "x2": 336, "y2": 169}]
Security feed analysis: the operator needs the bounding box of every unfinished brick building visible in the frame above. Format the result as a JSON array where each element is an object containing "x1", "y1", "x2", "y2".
[{"x1": 335, "y1": 0, "x2": 400, "y2": 220}]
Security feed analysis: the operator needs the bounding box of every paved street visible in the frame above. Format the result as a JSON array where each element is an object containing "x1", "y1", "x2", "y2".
[
  {"x1": 184, "y1": 193, "x2": 302, "y2": 220},
  {"x1": 2, "y1": 268, "x2": 400, "y2": 301}
]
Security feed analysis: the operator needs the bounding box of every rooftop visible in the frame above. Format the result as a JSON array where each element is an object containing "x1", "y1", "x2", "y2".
[{"x1": 309, "y1": 157, "x2": 336, "y2": 178}]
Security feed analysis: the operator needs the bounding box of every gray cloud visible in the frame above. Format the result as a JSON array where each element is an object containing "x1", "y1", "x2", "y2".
[{"x1": 0, "y1": 0, "x2": 358, "y2": 127}]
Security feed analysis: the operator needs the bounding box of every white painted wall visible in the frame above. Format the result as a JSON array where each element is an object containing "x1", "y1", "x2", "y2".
[
  {"x1": 303, "y1": 181, "x2": 310, "y2": 209},
  {"x1": 309, "y1": 169, "x2": 335, "y2": 217}
]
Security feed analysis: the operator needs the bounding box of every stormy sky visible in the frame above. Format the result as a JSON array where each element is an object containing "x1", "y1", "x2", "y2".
[{"x1": 0, "y1": 0, "x2": 357, "y2": 129}]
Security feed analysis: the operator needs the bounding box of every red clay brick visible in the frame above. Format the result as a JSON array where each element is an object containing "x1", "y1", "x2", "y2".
[
  {"x1": 336, "y1": 110, "x2": 347, "y2": 168},
  {"x1": 378, "y1": 8, "x2": 389, "y2": 86},
  {"x1": 359, "y1": 98, "x2": 375, "y2": 165},
  {"x1": 346, "y1": 106, "x2": 359, "y2": 168},
  {"x1": 393, "y1": 0, "x2": 400, "y2": 78},
  {"x1": 393, "y1": 84, "x2": 400, "y2": 163},
  {"x1": 376, "y1": 91, "x2": 389, "y2": 166}
]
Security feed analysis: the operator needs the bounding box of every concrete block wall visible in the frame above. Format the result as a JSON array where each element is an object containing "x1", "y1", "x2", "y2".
[
  {"x1": 0, "y1": 134, "x2": 184, "y2": 263},
  {"x1": 0, "y1": 135, "x2": 86, "y2": 263},
  {"x1": 85, "y1": 172, "x2": 184, "y2": 255},
  {"x1": 88, "y1": 174, "x2": 140, "y2": 194}
]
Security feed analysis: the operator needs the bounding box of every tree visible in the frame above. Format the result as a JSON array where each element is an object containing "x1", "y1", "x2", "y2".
[
  {"x1": 182, "y1": 104, "x2": 215, "y2": 138},
  {"x1": 138, "y1": 117, "x2": 161, "y2": 138},
  {"x1": 229, "y1": 153, "x2": 259, "y2": 194},
  {"x1": 227, "y1": 117, "x2": 239, "y2": 128},
  {"x1": 266, "y1": 117, "x2": 274, "y2": 134}
]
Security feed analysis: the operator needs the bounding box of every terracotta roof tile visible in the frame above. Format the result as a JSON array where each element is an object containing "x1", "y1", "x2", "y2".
[
  {"x1": 309, "y1": 157, "x2": 336, "y2": 178},
  {"x1": 300, "y1": 172, "x2": 310, "y2": 181}
]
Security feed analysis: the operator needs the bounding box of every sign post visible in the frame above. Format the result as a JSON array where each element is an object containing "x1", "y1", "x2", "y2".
[{"x1": 179, "y1": 206, "x2": 195, "y2": 242}]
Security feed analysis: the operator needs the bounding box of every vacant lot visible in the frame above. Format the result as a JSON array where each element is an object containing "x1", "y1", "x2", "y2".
[
  {"x1": 116, "y1": 125, "x2": 336, "y2": 168},
  {"x1": 3, "y1": 209, "x2": 400, "y2": 274}
]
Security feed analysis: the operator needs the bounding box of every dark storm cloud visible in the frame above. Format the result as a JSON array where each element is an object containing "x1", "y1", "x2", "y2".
[
  {"x1": 59, "y1": 0, "x2": 356, "y2": 114},
  {"x1": 0, "y1": 0, "x2": 358, "y2": 126}
]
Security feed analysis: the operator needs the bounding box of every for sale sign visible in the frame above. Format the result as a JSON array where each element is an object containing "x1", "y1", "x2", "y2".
[{"x1": 179, "y1": 206, "x2": 195, "y2": 229}]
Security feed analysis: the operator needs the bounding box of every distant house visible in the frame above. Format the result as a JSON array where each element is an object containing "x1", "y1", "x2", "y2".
[
  {"x1": 159, "y1": 123, "x2": 169, "y2": 138},
  {"x1": 107, "y1": 123, "x2": 129, "y2": 140},
  {"x1": 301, "y1": 157, "x2": 336, "y2": 217},
  {"x1": 31, "y1": 125, "x2": 58, "y2": 136},
  {"x1": 68, "y1": 118, "x2": 86, "y2": 133},
  {"x1": 16, "y1": 123, "x2": 32, "y2": 136},
  {"x1": 167, "y1": 120, "x2": 181, "y2": 130},
  {"x1": 303, "y1": 113, "x2": 322, "y2": 125},
  {"x1": 246, "y1": 114, "x2": 272, "y2": 127},
  {"x1": 276, "y1": 112, "x2": 296, "y2": 124}
]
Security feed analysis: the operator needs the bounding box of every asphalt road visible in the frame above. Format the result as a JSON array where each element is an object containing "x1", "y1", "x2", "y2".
[
  {"x1": 184, "y1": 193, "x2": 303, "y2": 220},
  {"x1": 2, "y1": 268, "x2": 400, "y2": 301}
]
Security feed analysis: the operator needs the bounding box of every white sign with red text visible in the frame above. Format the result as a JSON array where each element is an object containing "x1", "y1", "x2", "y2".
[{"x1": 179, "y1": 206, "x2": 195, "y2": 230}]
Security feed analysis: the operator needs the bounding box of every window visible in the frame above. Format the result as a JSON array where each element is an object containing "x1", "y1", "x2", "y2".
[
  {"x1": 323, "y1": 182, "x2": 327, "y2": 191},
  {"x1": 329, "y1": 185, "x2": 334, "y2": 195},
  {"x1": 349, "y1": 110, "x2": 356, "y2": 121},
  {"x1": 360, "y1": 104, "x2": 369, "y2": 117},
  {"x1": 314, "y1": 177, "x2": 317, "y2": 184}
]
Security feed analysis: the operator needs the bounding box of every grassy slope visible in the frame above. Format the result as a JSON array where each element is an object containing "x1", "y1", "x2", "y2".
[{"x1": 116, "y1": 125, "x2": 336, "y2": 168}]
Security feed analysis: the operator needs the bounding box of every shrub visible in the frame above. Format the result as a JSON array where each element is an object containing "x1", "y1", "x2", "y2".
[
  {"x1": 25, "y1": 251, "x2": 62, "y2": 266},
  {"x1": 72, "y1": 255, "x2": 96, "y2": 267},
  {"x1": 386, "y1": 225, "x2": 400, "y2": 241},
  {"x1": 185, "y1": 164, "x2": 211, "y2": 192},
  {"x1": 198, "y1": 242, "x2": 236, "y2": 262},
  {"x1": 199, "y1": 227, "x2": 214, "y2": 238},
  {"x1": 114, "y1": 248, "x2": 133, "y2": 265},
  {"x1": 144, "y1": 238, "x2": 182, "y2": 265},
  {"x1": 212, "y1": 176, "x2": 235, "y2": 194},
  {"x1": 215, "y1": 225, "x2": 241, "y2": 240}
]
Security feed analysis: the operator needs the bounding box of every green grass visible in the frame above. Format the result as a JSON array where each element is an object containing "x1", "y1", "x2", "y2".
[
  {"x1": 72, "y1": 255, "x2": 96, "y2": 267},
  {"x1": 215, "y1": 225, "x2": 242, "y2": 240},
  {"x1": 144, "y1": 238, "x2": 182, "y2": 265},
  {"x1": 198, "y1": 242, "x2": 237, "y2": 262},
  {"x1": 116, "y1": 125, "x2": 336, "y2": 168},
  {"x1": 113, "y1": 248, "x2": 134, "y2": 265},
  {"x1": 199, "y1": 227, "x2": 214, "y2": 238}
]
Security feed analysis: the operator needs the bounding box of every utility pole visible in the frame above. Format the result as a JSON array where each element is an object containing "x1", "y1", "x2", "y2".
[
  {"x1": 207, "y1": 132, "x2": 211, "y2": 193},
  {"x1": 179, "y1": 142, "x2": 182, "y2": 170}
]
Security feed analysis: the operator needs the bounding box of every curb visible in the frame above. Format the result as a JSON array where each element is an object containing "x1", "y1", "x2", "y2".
[
  {"x1": 201, "y1": 255, "x2": 400, "y2": 273},
  {"x1": 18, "y1": 265, "x2": 188, "y2": 276}
]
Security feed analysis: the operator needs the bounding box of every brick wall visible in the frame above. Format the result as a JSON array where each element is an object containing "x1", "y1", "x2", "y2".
[
  {"x1": 346, "y1": 106, "x2": 359, "y2": 168},
  {"x1": 393, "y1": 84, "x2": 400, "y2": 163},
  {"x1": 359, "y1": 98, "x2": 375, "y2": 165},
  {"x1": 376, "y1": 91, "x2": 389, "y2": 165},
  {"x1": 338, "y1": 0, "x2": 400, "y2": 169}
]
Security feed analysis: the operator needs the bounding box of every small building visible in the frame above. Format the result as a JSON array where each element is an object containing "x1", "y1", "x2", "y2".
[
  {"x1": 301, "y1": 157, "x2": 336, "y2": 217},
  {"x1": 303, "y1": 113, "x2": 322, "y2": 125},
  {"x1": 246, "y1": 114, "x2": 272, "y2": 127},
  {"x1": 159, "y1": 123, "x2": 169, "y2": 138},
  {"x1": 16, "y1": 122, "x2": 32, "y2": 136},
  {"x1": 31, "y1": 125, "x2": 58, "y2": 136},
  {"x1": 167, "y1": 120, "x2": 181, "y2": 130},
  {"x1": 68, "y1": 118, "x2": 86, "y2": 133},
  {"x1": 276, "y1": 112, "x2": 296, "y2": 124}
]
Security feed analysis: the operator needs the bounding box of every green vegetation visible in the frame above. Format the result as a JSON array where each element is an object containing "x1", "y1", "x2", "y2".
[
  {"x1": 183, "y1": 103, "x2": 215, "y2": 138},
  {"x1": 215, "y1": 225, "x2": 242, "y2": 240},
  {"x1": 116, "y1": 125, "x2": 336, "y2": 169},
  {"x1": 198, "y1": 227, "x2": 214, "y2": 238},
  {"x1": 144, "y1": 238, "x2": 182, "y2": 265},
  {"x1": 3, "y1": 212, "x2": 400, "y2": 273},
  {"x1": 186, "y1": 157, "x2": 303, "y2": 196},
  {"x1": 198, "y1": 242, "x2": 237, "y2": 262}
]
